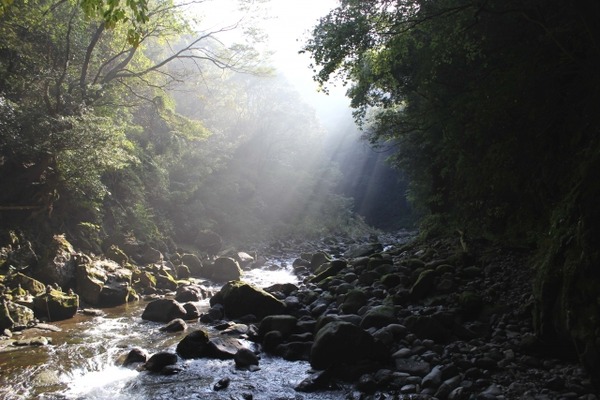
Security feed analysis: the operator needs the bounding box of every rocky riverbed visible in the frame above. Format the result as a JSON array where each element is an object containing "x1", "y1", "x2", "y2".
[{"x1": 1, "y1": 231, "x2": 599, "y2": 399}]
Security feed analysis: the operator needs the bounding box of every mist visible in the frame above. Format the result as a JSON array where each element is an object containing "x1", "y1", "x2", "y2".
[{"x1": 160, "y1": 0, "x2": 415, "y2": 243}]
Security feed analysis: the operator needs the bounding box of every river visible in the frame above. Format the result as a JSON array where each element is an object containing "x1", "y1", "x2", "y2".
[{"x1": 0, "y1": 262, "x2": 353, "y2": 400}]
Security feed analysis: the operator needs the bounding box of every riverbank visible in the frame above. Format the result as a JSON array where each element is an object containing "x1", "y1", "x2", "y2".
[
  {"x1": 1, "y1": 231, "x2": 598, "y2": 399},
  {"x1": 199, "y1": 233, "x2": 598, "y2": 399}
]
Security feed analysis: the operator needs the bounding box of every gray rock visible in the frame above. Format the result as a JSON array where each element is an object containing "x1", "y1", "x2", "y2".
[
  {"x1": 176, "y1": 329, "x2": 210, "y2": 359},
  {"x1": 141, "y1": 299, "x2": 187, "y2": 323},
  {"x1": 360, "y1": 305, "x2": 396, "y2": 329},
  {"x1": 123, "y1": 347, "x2": 149, "y2": 367},
  {"x1": 310, "y1": 321, "x2": 388, "y2": 372},
  {"x1": 204, "y1": 257, "x2": 242, "y2": 282},
  {"x1": 422, "y1": 365, "x2": 443, "y2": 389},
  {"x1": 394, "y1": 359, "x2": 431, "y2": 377},
  {"x1": 144, "y1": 352, "x2": 178, "y2": 372},
  {"x1": 258, "y1": 315, "x2": 298, "y2": 339},
  {"x1": 410, "y1": 269, "x2": 436, "y2": 299},
  {"x1": 160, "y1": 318, "x2": 187, "y2": 332},
  {"x1": 234, "y1": 348, "x2": 259, "y2": 369},
  {"x1": 209, "y1": 281, "x2": 285, "y2": 320}
]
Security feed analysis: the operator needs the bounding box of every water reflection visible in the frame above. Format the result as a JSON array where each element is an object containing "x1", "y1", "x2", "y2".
[{"x1": 2, "y1": 265, "x2": 356, "y2": 400}]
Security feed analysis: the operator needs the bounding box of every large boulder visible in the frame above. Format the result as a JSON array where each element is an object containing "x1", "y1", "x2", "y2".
[
  {"x1": 32, "y1": 290, "x2": 79, "y2": 321},
  {"x1": 310, "y1": 321, "x2": 389, "y2": 373},
  {"x1": 204, "y1": 257, "x2": 242, "y2": 282},
  {"x1": 258, "y1": 315, "x2": 298, "y2": 339},
  {"x1": 210, "y1": 281, "x2": 285, "y2": 320},
  {"x1": 410, "y1": 269, "x2": 436, "y2": 299},
  {"x1": 175, "y1": 284, "x2": 210, "y2": 302},
  {"x1": 5, "y1": 273, "x2": 46, "y2": 296},
  {"x1": 176, "y1": 329, "x2": 247, "y2": 360},
  {"x1": 0, "y1": 300, "x2": 36, "y2": 330},
  {"x1": 98, "y1": 282, "x2": 138, "y2": 307},
  {"x1": 132, "y1": 269, "x2": 157, "y2": 292},
  {"x1": 74, "y1": 260, "x2": 137, "y2": 307},
  {"x1": 181, "y1": 254, "x2": 203, "y2": 276},
  {"x1": 155, "y1": 270, "x2": 178, "y2": 291},
  {"x1": 360, "y1": 305, "x2": 397, "y2": 329},
  {"x1": 176, "y1": 329, "x2": 211, "y2": 359},
  {"x1": 309, "y1": 260, "x2": 347, "y2": 284},
  {"x1": 33, "y1": 234, "x2": 76, "y2": 288},
  {"x1": 138, "y1": 245, "x2": 162, "y2": 264},
  {"x1": 106, "y1": 245, "x2": 129, "y2": 265},
  {"x1": 141, "y1": 299, "x2": 187, "y2": 322},
  {"x1": 75, "y1": 263, "x2": 106, "y2": 305}
]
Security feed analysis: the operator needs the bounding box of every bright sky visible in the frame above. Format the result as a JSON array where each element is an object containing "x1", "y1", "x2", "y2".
[{"x1": 194, "y1": 0, "x2": 351, "y2": 127}]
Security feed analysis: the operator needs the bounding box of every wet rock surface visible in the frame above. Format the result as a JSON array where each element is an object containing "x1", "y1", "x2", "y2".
[
  {"x1": 1, "y1": 230, "x2": 598, "y2": 399},
  {"x1": 186, "y1": 232, "x2": 598, "y2": 399}
]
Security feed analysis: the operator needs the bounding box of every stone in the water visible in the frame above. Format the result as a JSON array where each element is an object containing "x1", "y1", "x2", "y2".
[
  {"x1": 160, "y1": 318, "x2": 187, "y2": 332},
  {"x1": 123, "y1": 347, "x2": 149, "y2": 367},
  {"x1": 234, "y1": 348, "x2": 259, "y2": 369},
  {"x1": 295, "y1": 370, "x2": 335, "y2": 392},
  {"x1": 176, "y1": 329, "x2": 210, "y2": 359},
  {"x1": 209, "y1": 281, "x2": 285, "y2": 320},
  {"x1": 81, "y1": 308, "x2": 105, "y2": 317},
  {"x1": 183, "y1": 302, "x2": 200, "y2": 320},
  {"x1": 144, "y1": 351, "x2": 178, "y2": 372},
  {"x1": 204, "y1": 257, "x2": 242, "y2": 282},
  {"x1": 14, "y1": 336, "x2": 50, "y2": 346},
  {"x1": 213, "y1": 377, "x2": 230, "y2": 391},
  {"x1": 258, "y1": 315, "x2": 298, "y2": 339},
  {"x1": 141, "y1": 299, "x2": 187, "y2": 323}
]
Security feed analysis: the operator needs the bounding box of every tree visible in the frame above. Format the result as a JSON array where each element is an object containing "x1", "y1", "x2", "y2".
[
  {"x1": 304, "y1": 0, "x2": 600, "y2": 386},
  {"x1": 0, "y1": 0, "x2": 264, "y2": 240}
]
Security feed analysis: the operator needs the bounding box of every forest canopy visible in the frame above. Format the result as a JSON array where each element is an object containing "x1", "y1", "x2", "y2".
[
  {"x1": 0, "y1": 0, "x2": 381, "y2": 252},
  {"x1": 303, "y1": 0, "x2": 600, "y2": 387}
]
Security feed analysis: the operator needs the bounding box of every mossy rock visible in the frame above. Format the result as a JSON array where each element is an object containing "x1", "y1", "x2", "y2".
[
  {"x1": 209, "y1": 280, "x2": 285, "y2": 320},
  {"x1": 410, "y1": 269, "x2": 436, "y2": 299},
  {"x1": 5, "y1": 273, "x2": 46, "y2": 296},
  {"x1": 341, "y1": 289, "x2": 368, "y2": 314},
  {"x1": 360, "y1": 305, "x2": 396, "y2": 329},
  {"x1": 403, "y1": 258, "x2": 426, "y2": 270},
  {"x1": 309, "y1": 260, "x2": 347, "y2": 284},
  {"x1": 155, "y1": 271, "x2": 178, "y2": 291},
  {"x1": 310, "y1": 252, "x2": 331, "y2": 272},
  {"x1": 181, "y1": 254, "x2": 203, "y2": 276},
  {"x1": 33, "y1": 291, "x2": 78, "y2": 322},
  {"x1": 0, "y1": 301, "x2": 35, "y2": 330},
  {"x1": 106, "y1": 245, "x2": 129, "y2": 265},
  {"x1": 133, "y1": 270, "x2": 157, "y2": 290}
]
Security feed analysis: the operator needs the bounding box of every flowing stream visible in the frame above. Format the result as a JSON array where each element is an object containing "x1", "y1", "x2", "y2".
[{"x1": 0, "y1": 263, "x2": 353, "y2": 400}]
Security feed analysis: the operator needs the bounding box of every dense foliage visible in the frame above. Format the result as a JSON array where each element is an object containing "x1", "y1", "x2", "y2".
[
  {"x1": 304, "y1": 0, "x2": 600, "y2": 386},
  {"x1": 0, "y1": 0, "x2": 369, "y2": 251}
]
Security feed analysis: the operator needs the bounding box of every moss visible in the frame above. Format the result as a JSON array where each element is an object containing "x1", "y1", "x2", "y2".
[
  {"x1": 32, "y1": 291, "x2": 79, "y2": 321},
  {"x1": 6, "y1": 273, "x2": 46, "y2": 296},
  {"x1": 533, "y1": 154, "x2": 600, "y2": 388}
]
